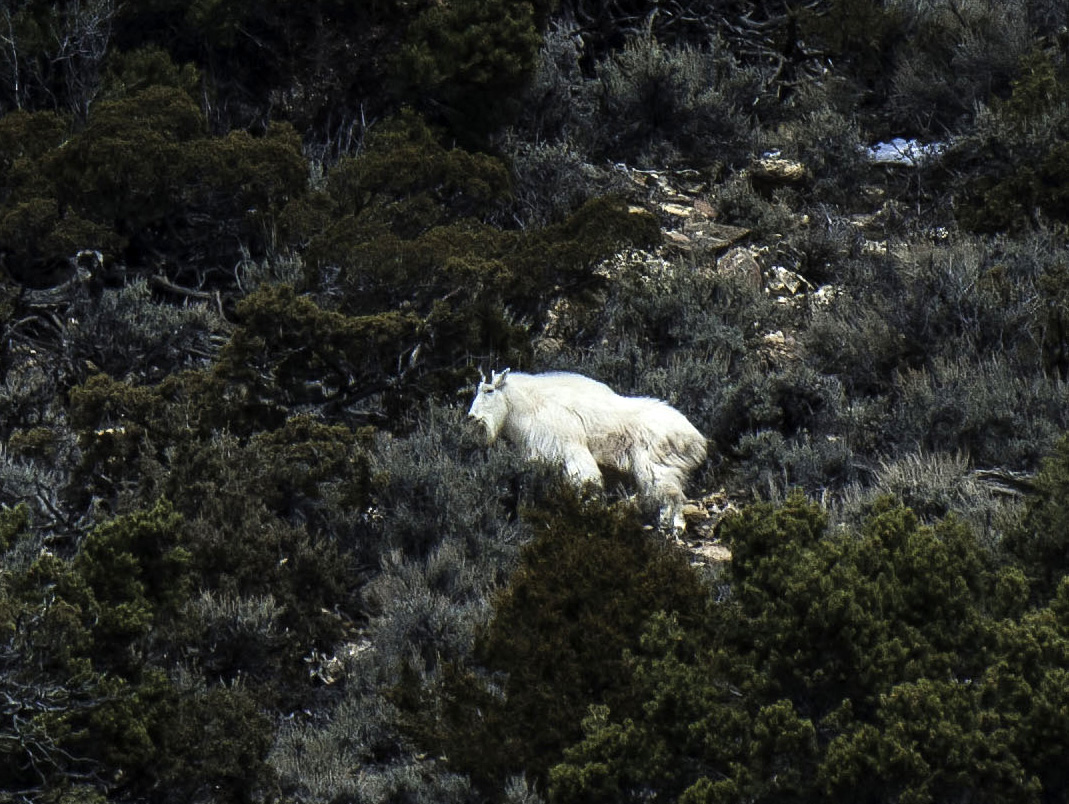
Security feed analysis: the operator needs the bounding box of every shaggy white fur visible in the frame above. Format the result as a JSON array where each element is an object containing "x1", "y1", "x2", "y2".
[{"x1": 468, "y1": 369, "x2": 707, "y2": 531}]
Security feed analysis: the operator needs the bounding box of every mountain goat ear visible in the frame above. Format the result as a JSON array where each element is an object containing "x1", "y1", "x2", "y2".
[
  {"x1": 492, "y1": 368, "x2": 511, "y2": 388},
  {"x1": 479, "y1": 367, "x2": 487, "y2": 385}
]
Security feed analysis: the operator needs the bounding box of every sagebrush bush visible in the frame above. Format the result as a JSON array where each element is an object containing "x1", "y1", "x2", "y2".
[
  {"x1": 589, "y1": 29, "x2": 766, "y2": 167},
  {"x1": 710, "y1": 170, "x2": 801, "y2": 237},
  {"x1": 805, "y1": 290, "x2": 910, "y2": 397},
  {"x1": 71, "y1": 279, "x2": 226, "y2": 381},
  {"x1": 799, "y1": 0, "x2": 1046, "y2": 137},
  {"x1": 545, "y1": 253, "x2": 771, "y2": 376},
  {"x1": 886, "y1": 0, "x2": 1031, "y2": 134},
  {"x1": 946, "y1": 47, "x2": 1069, "y2": 232},
  {"x1": 393, "y1": 490, "x2": 710, "y2": 795},
  {"x1": 0, "y1": 351, "x2": 68, "y2": 435},
  {"x1": 730, "y1": 429, "x2": 857, "y2": 499},
  {"x1": 234, "y1": 247, "x2": 306, "y2": 294},
  {"x1": 508, "y1": 21, "x2": 595, "y2": 147},
  {"x1": 831, "y1": 450, "x2": 1017, "y2": 545},
  {"x1": 760, "y1": 105, "x2": 869, "y2": 209},
  {"x1": 502, "y1": 137, "x2": 625, "y2": 227},
  {"x1": 513, "y1": 21, "x2": 770, "y2": 169},
  {"x1": 0, "y1": 435, "x2": 71, "y2": 530},
  {"x1": 710, "y1": 360, "x2": 845, "y2": 451},
  {"x1": 806, "y1": 233, "x2": 1056, "y2": 397},
  {"x1": 364, "y1": 545, "x2": 494, "y2": 673},
  {"x1": 270, "y1": 404, "x2": 540, "y2": 802},
  {"x1": 890, "y1": 355, "x2": 1068, "y2": 468},
  {"x1": 365, "y1": 404, "x2": 533, "y2": 564}
]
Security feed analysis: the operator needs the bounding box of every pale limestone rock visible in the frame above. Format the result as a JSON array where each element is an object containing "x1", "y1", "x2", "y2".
[{"x1": 716, "y1": 246, "x2": 763, "y2": 289}]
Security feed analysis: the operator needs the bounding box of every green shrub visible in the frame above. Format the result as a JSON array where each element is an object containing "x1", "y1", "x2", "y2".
[
  {"x1": 800, "y1": 0, "x2": 906, "y2": 102},
  {"x1": 37, "y1": 85, "x2": 307, "y2": 276},
  {"x1": 70, "y1": 278, "x2": 227, "y2": 382},
  {"x1": 393, "y1": 0, "x2": 543, "y2": 141},
  {"x1": 0, "y1": 198, "x2": 120, "y2": 284},
  {"x1": 590, "y1": 30, "x2": 764, "y2": 168},
  {"x1": 218, "y1": 283, "x2": 423, "y2": 417},
  {"x1": 948, "y1": 48, "x2": 1069, "y2": 232},
  {"x1": 36, "y1": 670, "x2": 277, "y2": 803},
  {"x1": 0, "y1": 502, "x2": 29, "y2": 554},
  {"x1": 73, "y1": 500, "x2": 190, "y2": 660},
  {"x1": 762, "y1": 106, "x2": 868, "y2": 209},
  {"x1": 101, "y1": 45, "x2": 201, "y2": 99},
  {"x1": 890, "y1": 355, "x2": 1067, "y2": 468},
  {"x1": 396, "y1": 491, "x2": 709, "y2": 794},
  {"x1": 1006, "y1": 435, "x2": 1069, "y2": 598},
  {"x1": 806, "y1": 234, "x2": 1059, "y2": 403},
  {"x1": 0, "y1": 109, "x2": 70, "y2": 198},
  {"x1": 729, "y1": 428, "x2": 856, "y2": 498},
  {"x1": 67, "y1": 366, "x2": 371, "y2": 695},
  {"x1": 108, "y1": 0, "x2": 425, "y2": 138},
  {"x1": 0, "y1": 498, "x2": 282, "y2": 800},
  {"x1": 805, "y1": 289, "x2": 908, "y2": 397},
  {"x1": 547, "y1": 493, "x2": 1053, "y2": 803},
  {"x1": 6, "y1": 501, "x2": 188, "y2": 675},
  {"x1": 315, "y1": 108, "x2": 513, "y2": 230}
]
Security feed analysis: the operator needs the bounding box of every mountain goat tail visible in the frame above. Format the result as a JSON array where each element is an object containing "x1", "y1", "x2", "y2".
[
  {"x1": 646, "y1": 403, "x2": 708, "y2": 468},
  {"x1": 678, "y1": 426, "x2": 709, "y2": 468}
]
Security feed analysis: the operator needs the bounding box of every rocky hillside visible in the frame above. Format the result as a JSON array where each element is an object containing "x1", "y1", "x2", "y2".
[{"x1": 3, "y1": 1, "x2": 1069, "y2": 802}]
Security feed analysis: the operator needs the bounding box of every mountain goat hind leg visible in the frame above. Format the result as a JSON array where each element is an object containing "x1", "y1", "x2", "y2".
[{"x1": 651, "y1": 465, "x2": 689, "y2": 534}]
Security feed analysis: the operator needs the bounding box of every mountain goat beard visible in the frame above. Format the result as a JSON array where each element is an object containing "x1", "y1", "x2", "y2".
[
  {"x1": 469, "y1": 410, "x2": 504, "y2": 443},
  {"x1": 467, "y1": 374, "x2": 509, "y2": 443}
]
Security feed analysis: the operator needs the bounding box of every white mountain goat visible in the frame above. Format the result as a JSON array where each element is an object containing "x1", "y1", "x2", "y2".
[{"x1": 467, "y1": 369, "x2": 707, "y2": 531}]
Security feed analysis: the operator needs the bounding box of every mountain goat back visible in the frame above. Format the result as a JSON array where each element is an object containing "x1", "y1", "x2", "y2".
[{"x1": 467, "y1": 369, "x2": 707, "y2": 530}]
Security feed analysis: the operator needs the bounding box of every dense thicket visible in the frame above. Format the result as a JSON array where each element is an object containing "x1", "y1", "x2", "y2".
[{"x1": 3, "y1": 1, "x2": 1069, "y2": 802}]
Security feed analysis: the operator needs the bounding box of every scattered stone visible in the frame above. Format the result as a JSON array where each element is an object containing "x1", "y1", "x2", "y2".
[
  {"x1": 810, "y1": 284, "x2": 840, "y2": 308},
  {"x1": 759, "y1": 329, "x2": 801, "y2": 363},
  {"x1": 749, "y1": 155, "x2": 809, "y2": 195},
  {"x1": 766, "y1": 264, "x2": 811, "y2": 295},
  {"x1": 685, "y1": 222, "x2": 750, "y2": 251},
  {"x1": 690, "y1": 542, "x2": 732, "y2": 565},
  {"x1": 659, "y1": 201, "x2": 693, "y2": 218},
  {"x1": 306, "y1": 639, "x2": 372, "y2": 685},
  {"x1": 692, "y1": 198, "x2": 716, "y2": 218},
  {"x1": 682, "y1": 502, "x2": 709, "y2": 525},
  {"x1": 716, "y1": 246, "x2": 763, "y2": 289},
  {"x1": 763, "y1": 329, "x2": 788, "y2": 345},
  {"x1": 663, "y1": 230, "x2": 693, "y2": 249}
]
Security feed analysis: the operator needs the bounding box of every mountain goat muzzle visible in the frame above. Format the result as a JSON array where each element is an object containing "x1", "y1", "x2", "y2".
[{"x1": 467, "y1": 369, "x2": 707, "y2": 531}]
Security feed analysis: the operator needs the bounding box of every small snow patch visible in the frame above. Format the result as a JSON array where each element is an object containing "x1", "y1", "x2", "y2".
[{"x1": 867, "y1": 138, "x2": 946, "y2": 167}]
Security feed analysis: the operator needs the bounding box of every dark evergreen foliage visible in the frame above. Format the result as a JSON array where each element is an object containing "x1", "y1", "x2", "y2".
[
  {"x1": 393, "y1": 491, "x2": 709, "y2": 794},
  {"x1": 4, "y1": 1, "x2": 1069, "y2": 802},
  {"x1": 549, "y1": 494, "x2": 1066, "y2": 803}
]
